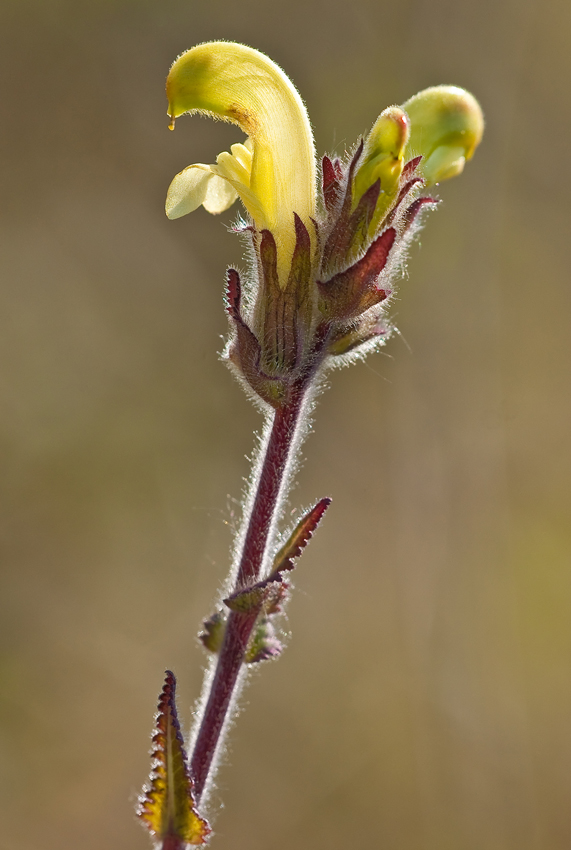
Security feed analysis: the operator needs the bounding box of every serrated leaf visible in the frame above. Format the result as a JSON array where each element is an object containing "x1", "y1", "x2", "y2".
[
  {"x1": 271, "y1": 498, "x2": 332, "y2": 575},
  {"x1": 224, "y1": 498, "x2": 331, "y2": 616},
  {"x1": 138, "y1": 671, "x2": 210, "y2": 847},
  {"x1": 223, "y1": 576, "x2": 288, "y2": 614},
  {"x1": 224, "y1": 500, "x2": 331, "y2": 664},
  {"x1": 230, "y1": 498, "x2": 332, "y2": 610}
]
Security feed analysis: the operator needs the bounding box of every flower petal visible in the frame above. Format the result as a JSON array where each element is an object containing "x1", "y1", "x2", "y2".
[
  {"x1": 215, "y1": 151, "x2": 251, "y2": 191},
  {"x1": 166, "y1": 164, "x2": 238, "y2": 218},
  {"x1": 422, "y1": 144, "x2": 467, "y2": 183},
  {"x1": 230, "y1": 141, "x2": 253, "y2": 172},
  {"x1": 203, "y1": 173, "x2": 239, "y2": 214}
]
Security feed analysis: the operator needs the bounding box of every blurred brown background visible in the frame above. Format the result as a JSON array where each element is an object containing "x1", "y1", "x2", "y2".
[{"x1": 1, "y1": 0, "x2": 569, "y2": 848}]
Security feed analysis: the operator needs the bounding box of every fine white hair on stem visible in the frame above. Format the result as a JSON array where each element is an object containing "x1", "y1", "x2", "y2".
[{"x1": 187, "y1": 374, "x2": 324, "y2": 812}]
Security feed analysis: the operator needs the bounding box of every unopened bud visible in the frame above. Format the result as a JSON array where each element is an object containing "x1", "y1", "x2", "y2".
[
  {"x1": 353, "y1": 106, "x2": 410, "y2": 207},
  {"x1": 402, "y1": 86, "x2": 484, "y2": 185}
]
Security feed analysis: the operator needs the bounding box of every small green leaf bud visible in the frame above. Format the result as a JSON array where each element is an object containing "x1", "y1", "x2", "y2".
[{"x1": 402, "y1": 85, "x2": 484, "y2": 185}]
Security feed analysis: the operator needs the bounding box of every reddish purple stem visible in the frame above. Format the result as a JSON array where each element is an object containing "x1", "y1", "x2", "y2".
[{"x1": 190, "y1": 384, "x2": 306, "y2": 801}]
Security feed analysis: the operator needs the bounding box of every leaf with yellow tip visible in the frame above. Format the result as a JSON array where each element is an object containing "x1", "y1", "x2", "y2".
[{"x1": 137, "y1": 671, "x2": 210, "y2": 848}]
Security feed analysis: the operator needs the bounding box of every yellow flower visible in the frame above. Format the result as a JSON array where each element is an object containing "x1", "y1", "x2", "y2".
[{"x1": 165, "y1": 41, "x2": 316, "y2": 286}]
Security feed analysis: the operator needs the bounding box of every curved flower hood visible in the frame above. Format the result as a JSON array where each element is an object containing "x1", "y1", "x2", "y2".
[{"x1": 165, "y1": 42, "x2": 317, "y2": 284}]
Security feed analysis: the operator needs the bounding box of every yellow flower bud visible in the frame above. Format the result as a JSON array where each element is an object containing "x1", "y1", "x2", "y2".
[
  {"x1": 353, "y1": 106, "x2": 410, "y2": 206},
  {"x1": 353, "y1": 106, "x2": 410, "y2": 235},
  {"x1": 402, "y1": 85, "x2": 484, "y2": 185}
]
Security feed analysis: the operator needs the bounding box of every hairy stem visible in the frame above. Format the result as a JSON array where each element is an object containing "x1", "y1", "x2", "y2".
[{"x1": 190, "y1": 380, "x2": 310, "y2": 802}]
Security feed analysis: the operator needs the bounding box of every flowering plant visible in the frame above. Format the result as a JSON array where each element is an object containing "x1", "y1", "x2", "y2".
[{"x1": 137, "y1": 41, "x2": 483, "y2": 848}]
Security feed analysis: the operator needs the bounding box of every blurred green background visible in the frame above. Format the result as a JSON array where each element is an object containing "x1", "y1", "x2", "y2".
[{"x1": 1, "y1": 0, "x2": 570, "y2": 848}]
